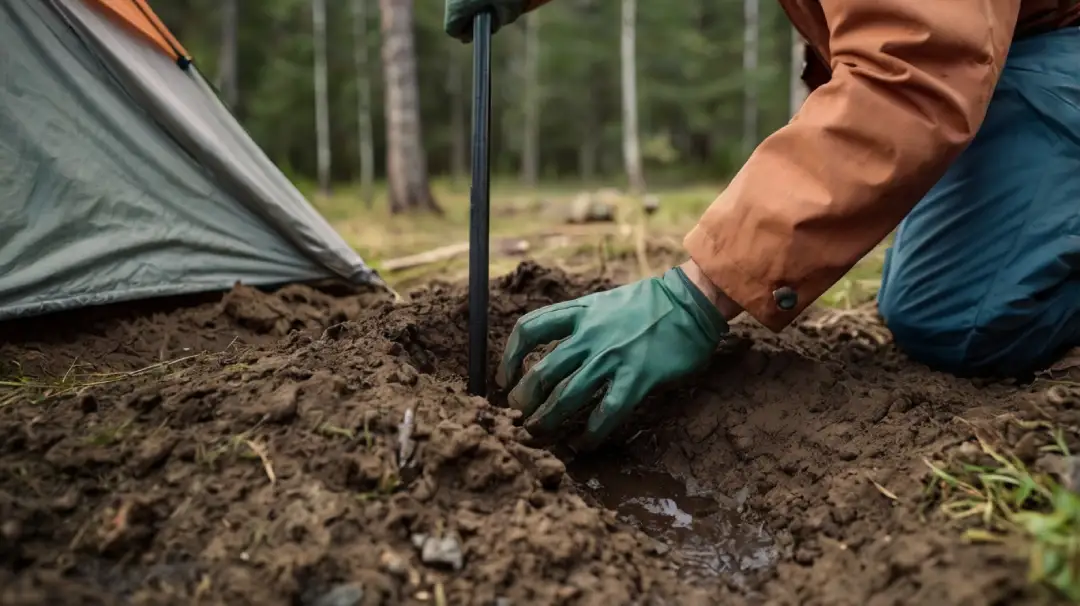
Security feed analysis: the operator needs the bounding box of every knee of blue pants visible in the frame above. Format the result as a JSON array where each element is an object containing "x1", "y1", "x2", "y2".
[
  {"x1": 875, "y1": 27, "x2": 1080, "y2": 377},
  {"x1": 877, "y1": 258, "x2": 1073, "y2": 377},
  {"x1": 878, "y1": 263, "x2": 1080, "y2": 377}
]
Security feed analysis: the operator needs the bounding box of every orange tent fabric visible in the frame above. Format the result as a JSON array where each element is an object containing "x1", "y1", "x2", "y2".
[{"x1": 83, "y1": 0, "x2": 189, "y2": 60}]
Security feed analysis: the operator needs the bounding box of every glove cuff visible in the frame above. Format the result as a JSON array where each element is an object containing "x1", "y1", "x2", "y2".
[{"x1": 669, "y1": 267, "x2": 729, "y2": 342}]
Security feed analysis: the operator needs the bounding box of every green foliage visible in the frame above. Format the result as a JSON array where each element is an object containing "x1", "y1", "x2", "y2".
[
  {"x1": 924, "y1": 430, "x2": 1080, "y2": 602},
  {"x1": 153, "y1": 0, "x2": 800, "y2": 185}
]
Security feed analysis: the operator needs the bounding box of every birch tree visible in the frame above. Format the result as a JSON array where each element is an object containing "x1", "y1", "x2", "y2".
[
  {"x1": 215, "y1": 0, "x2": 238, "y2": 108},
  {"x1": 620, "y1": 0, "x2": 645, "y2": 194},
  {"x1": 312, "y1": 0, "x2": 332, "y2": 197},
  {"x1": 351, "y1": 0, "x2": 375, "y2": 207},
  {"x1": 520, "y1": 13, "x2": 540, "y2": 188}
]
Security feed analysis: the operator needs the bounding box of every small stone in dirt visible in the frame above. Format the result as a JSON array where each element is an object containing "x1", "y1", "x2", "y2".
[
  {"x1": 311, "y1": 583, "x2": 364, "y2": 606},
  {"x1": 2, "y1": 520, "x2": 21, "y2": 541},
  {"x1": 413, "y1": 533, "x2": 464, "y2": 571},
  {"x1": 535, "y1": 457, "x2": 566, "y2": 489}
]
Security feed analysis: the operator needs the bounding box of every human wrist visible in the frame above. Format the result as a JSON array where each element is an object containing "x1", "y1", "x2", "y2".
[{"x1": 678, "y1": 259, "x2": 744, "y2": 321}]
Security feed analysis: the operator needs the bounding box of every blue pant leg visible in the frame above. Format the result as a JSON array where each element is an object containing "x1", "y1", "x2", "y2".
[{"x1": 876, "y1": 28, "x2": 1080, "y2": 377}]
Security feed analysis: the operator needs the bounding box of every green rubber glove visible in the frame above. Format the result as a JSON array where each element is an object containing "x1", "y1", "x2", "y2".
[
  {"x1": 444, "y1": 0, "x2": 529, "y2": 41},
  {"x1": 497, "y1": 266, "x2": 729, "y2": 448}
]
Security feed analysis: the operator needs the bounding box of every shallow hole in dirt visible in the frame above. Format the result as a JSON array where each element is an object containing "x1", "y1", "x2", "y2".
[{"x1": 566, "y1": 453, "x2": 779, "y2": 588}]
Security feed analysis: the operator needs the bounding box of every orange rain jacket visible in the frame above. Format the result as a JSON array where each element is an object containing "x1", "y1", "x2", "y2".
[
  {"x1": 686, "y1": 0, "x2": 1080, "y2": 331},
  {"x1": 531, "y1": 0, "x2": 1080, "y2": 331}
]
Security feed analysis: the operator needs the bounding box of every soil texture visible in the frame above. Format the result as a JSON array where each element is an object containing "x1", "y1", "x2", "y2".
[{"x1": 1, "y1": 262, "x2": 1077, "y2": 606}]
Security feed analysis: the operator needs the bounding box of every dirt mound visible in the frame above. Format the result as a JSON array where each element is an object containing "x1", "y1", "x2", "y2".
[
  {"x1": 0, "y1": 282, "x2": 390, "y2": 379},
  {"x1": 0, "y1": 262, "x2": 1077, "y2": 605}
]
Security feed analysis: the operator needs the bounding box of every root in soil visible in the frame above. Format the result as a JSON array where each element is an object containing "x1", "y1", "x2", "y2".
[{"x1": 0, "y1": 261, "x2": 1078, "y2": 605}]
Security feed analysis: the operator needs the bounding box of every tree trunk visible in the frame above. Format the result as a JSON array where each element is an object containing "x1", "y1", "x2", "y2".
[
  {"x1": 215, "y1": 0, "x2": 239, "y2": 108},
  {"x1": 447, "y1": 42, "x2": 467, "y2": 184},
  {"x1": 789, "y1": 28, "x2": 809, "y2": 118},
  {"x1": 619, "y1": 0, "x2": 645, "y2": 195},
  {"x1": 312, "y1": 0, "x2": 332, "y2": 197},
  {"x1": 351, "y1": 0, "x2": 375, "y2": 207},
  {"x1": 379, "y1": 0, "x2": 441, "y2": 214},
  {"x1": 742, "y1": 0, "x2": 759, "y2": 155},
  {"x1": 520, "y1": 14, "x2": 540, "y2": 188}
]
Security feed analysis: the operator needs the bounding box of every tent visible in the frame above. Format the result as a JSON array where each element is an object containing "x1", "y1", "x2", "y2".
[{"x1": 0, "y1": 0, "x2": 381, "y2": 321}]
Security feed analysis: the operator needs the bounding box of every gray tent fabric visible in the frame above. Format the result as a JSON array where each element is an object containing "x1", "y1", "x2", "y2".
[{"x1": 0, "y1": 0, "x2": 379, "y2": 320}]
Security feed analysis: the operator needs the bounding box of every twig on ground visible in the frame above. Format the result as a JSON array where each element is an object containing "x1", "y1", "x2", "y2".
[{"x1": 244, "y1": 439, "x2": 276, "y2": 484}]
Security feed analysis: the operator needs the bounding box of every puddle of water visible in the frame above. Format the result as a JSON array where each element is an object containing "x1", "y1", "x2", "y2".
[{"x1": 568, "y1": 457, "x2": 778, "y2": 585}]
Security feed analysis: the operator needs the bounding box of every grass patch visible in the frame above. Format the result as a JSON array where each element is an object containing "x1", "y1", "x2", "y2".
[
  {"x1": 923, "y1": 428, "x2": 1079, "y2": 601},
  {"x1": 308, "y1": 178, "x2": 720, "y2": 284},
  {"x1": 309, "y1": 177, "x2": 892, "y2": 307},
  {"x1": 0, "y1": 355, "x2": 199, "y2": 408}
]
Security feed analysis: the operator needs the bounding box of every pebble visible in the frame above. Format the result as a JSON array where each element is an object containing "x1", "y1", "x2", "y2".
[
  {"x1": 312, "y1": 583, "x2": 364, "y2": 606},
  {"x1": 412, "y1": 533, "x2": 464, "y2": 571}
]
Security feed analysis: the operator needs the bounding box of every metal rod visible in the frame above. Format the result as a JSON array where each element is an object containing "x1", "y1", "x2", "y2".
[{"x1": 467, "y1": 11, "x2": 493, "y2": 396}]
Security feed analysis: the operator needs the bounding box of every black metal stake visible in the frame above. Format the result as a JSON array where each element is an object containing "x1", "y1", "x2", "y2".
[{"x1": 467, "y1": 11, "x2": 493, "y2": 396}]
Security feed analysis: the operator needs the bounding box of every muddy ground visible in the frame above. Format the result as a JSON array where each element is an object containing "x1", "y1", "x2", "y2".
[{"x1": 0, "y1": 262, "x2": 1077, "y2": 605}]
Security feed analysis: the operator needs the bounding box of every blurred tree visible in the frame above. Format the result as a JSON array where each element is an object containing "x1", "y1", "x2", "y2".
[
  {"x1": 620, "y1": 0, "x2": 645, "y2": 194},
  {"x1": 352, "y1": 0, "x2": 376, "y2": 207},
  {"x1": 154, "y1": 0, "x2": 806, "y2": 191},
  {"x1": 312, "y1": 0, "x2": 332, "y2": 197},
  {"x1": 216, "y1": 0, "x2": 238, "y2": 108},
  {"x1": 379, "y1": 0, "x2": 440, "y2": 213}
]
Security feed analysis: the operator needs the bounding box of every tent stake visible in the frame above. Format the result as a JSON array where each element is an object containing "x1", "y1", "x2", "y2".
[{"x1": 467, "y1": 11, "x2": 493, "y2": 397}]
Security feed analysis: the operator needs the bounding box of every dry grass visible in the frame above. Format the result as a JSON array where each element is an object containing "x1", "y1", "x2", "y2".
[
  {"x1": 307, "y1": 177, "x2": 887, "y2": 306},
  {"x1": 923, "y1": 427, "x2": 1079, "y2": 601}
]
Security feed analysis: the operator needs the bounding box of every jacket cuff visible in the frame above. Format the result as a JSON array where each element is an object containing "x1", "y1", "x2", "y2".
[{"x1": 683, "y1": 224, "x2": 804, "y2": 333}]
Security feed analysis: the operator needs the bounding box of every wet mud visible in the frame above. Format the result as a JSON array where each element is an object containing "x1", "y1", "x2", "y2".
[
  {"x1": 567, "y1": 457, "x2": 778, "y2": 589},
  {"x1": 0, "y1": 261, "x2": 1077, "y2": 605}
]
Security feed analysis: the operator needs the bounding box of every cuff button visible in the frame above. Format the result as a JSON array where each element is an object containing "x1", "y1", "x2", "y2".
[{"x1": 772, "y1": 286, "x2": 798, "y2": 311}]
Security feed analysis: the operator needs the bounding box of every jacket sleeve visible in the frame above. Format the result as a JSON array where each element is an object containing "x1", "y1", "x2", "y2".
[{"x1": 683, "y1": 0, "x2": 1021, "y2": 331}]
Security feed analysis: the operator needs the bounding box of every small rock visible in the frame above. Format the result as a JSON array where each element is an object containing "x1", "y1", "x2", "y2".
[
  {"x1": 417, "y1": 534, "x2": 464, "y2": 571},
  {"x1": 495, "y1": 598, "x2": 512, "y2": 606},
  {"x1": 535, "y1": 457, "x2": 566, "y2": 490},
  {"x1": 643, "y1": 194, "x2": 660, "y2": 215},
  {"x1": 312, "y1": 583, "x2": 364, "y2": 606},
  {"x1": 2, "y1": 520, "x2": 21, "y2": 541}
]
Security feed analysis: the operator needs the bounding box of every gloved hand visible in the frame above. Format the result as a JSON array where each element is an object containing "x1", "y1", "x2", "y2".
[
  {"x1": 497, "y1": 266, "x2": 729, "y2": 448},
  {"x1": 444, "y1": 0, "x2": 531, "y2": 42}
]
